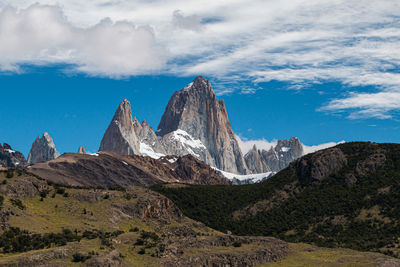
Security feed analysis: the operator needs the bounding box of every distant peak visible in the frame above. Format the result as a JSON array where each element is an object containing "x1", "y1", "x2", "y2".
[
  {"x1": 78, "y1": 146, "x2": 87, "y2": 154},
  {"x1": 252, "y1": 144, "x2": 257, "y2": 151},
  {"x1": 193, "y1": 76, "x2": 211, "y2": 87},
  {"x1": 141, "y1": 120, "x2": 149, "y2": 127},
  {"x1": 118, "y1": 98, "x2": 131, "y2": 109},
  {"x1": 3, "y1": 143, "x2": 11, "y2": 150},
  {"x1": 112, "y1": 99, "x2": 134, "y2": 130}
]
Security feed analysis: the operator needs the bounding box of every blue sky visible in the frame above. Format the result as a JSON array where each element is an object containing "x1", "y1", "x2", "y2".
[
  {"x1": 0, "y1": 1, "x2": 399, "y2": 156},
  {"x1": 0, "y1": 65, "x2": 398, "y2": 157}
]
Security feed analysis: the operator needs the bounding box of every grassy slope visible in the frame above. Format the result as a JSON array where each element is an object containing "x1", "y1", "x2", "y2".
[{"x1": 264, "y1": 243, "x2": 396, "y2": 267}]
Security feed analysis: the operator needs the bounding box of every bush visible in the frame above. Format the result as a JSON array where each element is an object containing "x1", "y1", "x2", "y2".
[
  {"x1": 40, "y1": 190, "x2": 50, "y2": 198},
  {"x1": 0, "y1": 227, "x2": 80, "y2": 253},
  {"x1": 72, "y1": 252, "x2": 91, "y2": 262},
  {"x1": 6, "y1": 170, "x2": 13, "y2": 179},
  {"x1": 233, "y1": 241, "x2": 242, "y2": 247},
  {"x1": 56, "y1": 188, "x2": 65, "y2": 195},
  {"x1": 63, "y1": 192, "x2": 69, "y2": 198},
  {"x1": 138, "y1": 248, "x2": 146, "y2": 255},
  {"x1": 10, "y1": 198, "x2": 25, "y2": 210}
]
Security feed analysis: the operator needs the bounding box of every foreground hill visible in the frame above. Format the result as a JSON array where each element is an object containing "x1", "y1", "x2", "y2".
[
  {"x1": 0, "y1": 169, "x2": 287, "y2": 266},
  {"x1": 153, "y1": 142, "x2": 400, "y2": 257},
  {"x1": 0, "y1": 165, "x2": 397, "y2": 265},
  {"x1": 28, "y1": 151, "x2": 228, "y2": 188}
]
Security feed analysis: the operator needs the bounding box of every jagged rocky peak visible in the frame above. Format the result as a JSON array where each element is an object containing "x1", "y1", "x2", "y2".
[
  {"x1": 77, "y1": 146, "x2": 86, "y2": 154},
  {"x1": 157, "y1": 76, "x2": 248, "y2": 174},
  {"x1": 99, "y1": 99, "x2": 141, "y2": 155},
  {"x1": 0, "y1": 143, "x2": 28, "y2": 168},
  {"x1": 244, "y1": 144, "x2": 271, "y2": 174},
  {"x1": 260, "y1": 137, "x2": 304, "y2": 173},
  {"x1": 27, "y1": 132, "x2": 60, "y2": 165}
]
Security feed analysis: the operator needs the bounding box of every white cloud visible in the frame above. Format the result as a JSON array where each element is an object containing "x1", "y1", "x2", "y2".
[
  {"x1": 1, "y1": 1, "x2": 400, "y2": 118},
  {"x1": 235, "y1": 134, "x2": 277, "y2": 154},
  {"x1": 0, "y1": 4, "x2": 166, "y2": 76},
  {"x1": 236, "y1": 134, "x2": 345, "y2": 155},
  {"x1": 320, "y1": 92, "x2": 400, "y2": 119},
  {"x1": 303, "y1": 141, "x2": 346, "y2": 155}
]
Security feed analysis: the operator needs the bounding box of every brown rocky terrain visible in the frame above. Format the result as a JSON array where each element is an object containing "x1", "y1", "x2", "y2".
[
  {"x1": 0, "y1": 170, "x2": 288, "y2": 266},
  {"x1": 28, "y1": 151, "x2": 228, "y2": 188}
]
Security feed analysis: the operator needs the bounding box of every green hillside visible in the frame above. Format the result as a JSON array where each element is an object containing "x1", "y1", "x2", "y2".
[{"x1": 153, "y1": 142, "x2": 400, "y2": 257}]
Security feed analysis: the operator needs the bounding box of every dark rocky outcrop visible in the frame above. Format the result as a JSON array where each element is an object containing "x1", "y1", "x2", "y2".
[
  {"x1": 160, "y1": 236, "x2": 288, "y2": 267},
  {"x1": 0, "y1": 143, "x2": 28, "y2": 168},
  {"x1": 295, "y1": 147, "x2": 347, "y2": 185},
  {"x1": 27, "y1": 132, "x2": 60, "y2": 164}
]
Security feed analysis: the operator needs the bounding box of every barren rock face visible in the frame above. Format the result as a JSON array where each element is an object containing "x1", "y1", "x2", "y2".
[
  {"x1": 133, "y1": 118, "x2": 166, "y2": 155},
  {"x1": 99, "y1": 99, "x2": 140, "y2": 155},
  {"x1": 295, "y1": 147, "x2": 347, "y2": 185},
  {"x1": 260, "y1": 137, "x2": 304, "y2": 173},
  {"x1": 0, "y1": 143, "x2": 28, "y2": 168},
  {"x1": 27, "y1": 132, "x2": 60, "y2": 164},
  {"x1": 244, "y1": 145, "x2": 271, "y2": 174},
  {"x1": 157, "y1": 76, "x2": 248, "y2": 174}
]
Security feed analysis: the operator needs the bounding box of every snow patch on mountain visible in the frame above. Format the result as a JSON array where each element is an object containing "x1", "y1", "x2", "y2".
[
  {"x1": 140, "y1": 143, "x2": 165, "y2": 159},
  {"x1": 172, "y1": 129, "x2": 206, "y2": 150},
  {"x1": 213, "y1": 167, "x2": 274, "y2": 184}
]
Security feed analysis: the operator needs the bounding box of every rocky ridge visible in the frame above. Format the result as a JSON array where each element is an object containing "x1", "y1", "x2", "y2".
[
  {"x1": 98, "y1": 77, "x2": 307, "y2": 178},
  {"x1": 27, "y1": 132, "x2": 60, "y2": 165},
  {"x1": 28, "y1": 151, "x2": 228, "y2": 188},
  {"x1": 0, "y1": 143, "x2": 28, "y2": 168},
  {"x1": 245, "y1": 137, "x2": 304, "y2": 173}
]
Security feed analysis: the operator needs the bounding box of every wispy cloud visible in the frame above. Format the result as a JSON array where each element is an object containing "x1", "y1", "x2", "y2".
[
  {"x1": 1, "y1": 0, "x2": 400, "y2": 118},
  {"x1": 303, "y1": 141, "x2": 346, "y2": 155},
  {"x1": 235, "y1": 134, "x2": 277, "y2": 154},
  {"x1": 236, "y1": 134, "x2": 345, "y2": 155}
]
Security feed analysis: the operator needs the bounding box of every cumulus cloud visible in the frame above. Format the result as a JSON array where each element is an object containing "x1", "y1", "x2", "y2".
[
  {"x1": 0, "y1": 4, "x2": 167, "y2": 76},
  {"x1": 1, "y1": 1, "x2": 400, "y2": 118}
]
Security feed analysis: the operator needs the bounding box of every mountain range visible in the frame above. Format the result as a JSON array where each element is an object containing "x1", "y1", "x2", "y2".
[{"x1": 1, "y1": 76, "x2": 318, "y2": 184}]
